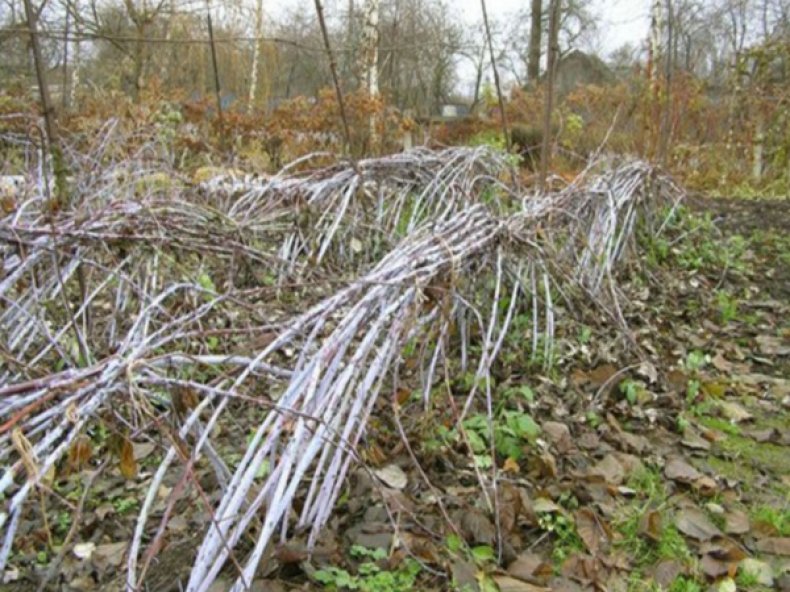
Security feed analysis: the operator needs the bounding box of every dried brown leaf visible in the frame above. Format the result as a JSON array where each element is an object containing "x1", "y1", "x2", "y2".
[
  {"x1": 675, "y1": 507, "x2": 723, "y2": 541},
  {"x1": 638, "y1": 510, "x2": 663, "y2": 542},
  {"x1": 68, "y1": 435, "x2": 93, "y2": 471},
  {"x1": 119, "y1": 438, "x2": 138, "y2": 480},
  {"x1": 507, "y1": 553, "x2": 553, "y2": 584},
  {"x1": 575, "y1": 508, "x2": 611, "y2": 556},
  {"x1": 589, "y1": 454, "x2": 626, "y2": 485},
  {"x1": 542, "y1": 422, "x2": 573, "y2": 453},
  {"x1": 459, "y1": 507, "x2": 496, "y2": 545},
  {"x1": 651, "y1": 559, "x2": 684, "y2": 589},
  {"x1": 664, "y1": 457, "x2": 702, "y2": 483},
  {"x1": 724, "y1": 509, "x2": 750, "y2": 535},
  {"x1": 753, "y1": 537, "x2": 790, "y2": 556},
  {"x1": 493, "y1": 575, "x2": 551, "y2": 592}
]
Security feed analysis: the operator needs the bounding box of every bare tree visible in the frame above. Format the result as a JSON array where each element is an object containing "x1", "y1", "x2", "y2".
[
  {"x1": 362, "y1": 0, "x2": 381, "y2": 150},
  {"x1": 527, "y1": 0, "x2": 542, "y2": 82},
  {"x1": 23, "y1": 0, "x2": 68, "y2": 207},
  {"x1": 247, "y1": 0, "x2": 264, "y2": 111},
  {"x1": 481, "y1": 0, "x2": 510, "y2": 150},
  {"x1": 540, "y1": 0, "x2": 560, "y2": 190}
]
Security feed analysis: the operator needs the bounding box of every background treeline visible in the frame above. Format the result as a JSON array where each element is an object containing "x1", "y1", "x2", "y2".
[{"x1": 1, "y1": 0, "x2": 789, "y2": 194}]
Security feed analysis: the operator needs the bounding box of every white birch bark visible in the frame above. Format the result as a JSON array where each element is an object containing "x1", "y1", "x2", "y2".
[
  {"x1": 649, "y1": 0, "x2": 663, "y2": 84},
  {"x1": 363, "y1": 0, "x2": 380, "y2": 150},
  {"x1": 248, "y1": 0, "x2": 264, "y2": 111},
  {"x1": 752, "y1": 111, "x2": 764, "y2": 182}
]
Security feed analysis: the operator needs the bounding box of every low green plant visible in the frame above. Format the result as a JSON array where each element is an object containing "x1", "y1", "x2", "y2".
[
  {"x1": 684, "y1": 350, "x2": 707, "y2": 372},
  {"x1": 585, "y1": 410, "x2": 602, "y2": 428},
  {"x1": 313, "y1": 546, "x2": 421, "y2": 592},
  {"x1": 112, "y1": 496, "x2": 139, "y2": 514},
  {"x1": 668, "y1": 576, "x2": 703, "y2": 592},
  {"x1": 641, "y1": 207, "x2": 748, "y2": 275},
  {"x1": 627, "y1": 467, "x2": 665, "y2": 501},
  {"x1": 716, "y1": 290, "x2": 739, "y2": 323},
  {"x1": 537, "y1": 510, "x2": 584, "y2": 565},
  {"x1": 619, "y1": 379, "x2": 641, "y2": 405},
  {"x1": 461, "y1": 409, "x2": 541, "y2": 462},
  {"x1": 55, "y1": 511, "x2": 71, "y2": 535}
]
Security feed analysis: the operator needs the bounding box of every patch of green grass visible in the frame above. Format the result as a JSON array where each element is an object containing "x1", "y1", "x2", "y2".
[
  {"x1": 750, "y1": 505, "x2": 790, "y2": 536},
  {"x1": 617, "y1": 508, "x2": 692, "y2": 568},
  {"x1": 714, "y1": 433, "x2": 790, "y2": 476},
  {"x1": 616, "y1": 469, "x2": 693, "y2": 570},
  {"x1": 668, "y1": 576, "x2": 703, "y2": 592},
  {"x1": 627, "y1": 466, "x2": 666, "y2": 501},
  {"x1": 698, "y1": 415, "x2": 741, "y2": 436},
  {"x1": 735, "y1": 569, "x2": 760, "y2": 588},
  {"x1": 705, "y1": 432, "x2": 790, "y2": 499},
  {"x1": 716, "y1": 290, "x2": 739, "y2": 323}
]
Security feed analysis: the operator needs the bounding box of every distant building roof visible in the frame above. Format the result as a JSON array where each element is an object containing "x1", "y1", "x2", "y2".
[{"x1": 555, "y1": 49, "x2": 615, "y2": 94}]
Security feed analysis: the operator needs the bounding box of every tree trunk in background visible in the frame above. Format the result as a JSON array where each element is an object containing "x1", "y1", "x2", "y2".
[
  {"x1": 248, "y1": 0, "x2": 264, "y2": 112},
  {"x1": 481, "y1": 0, "x2": 511, "y2": 150},
  {"x1": 752, "y1": 110, "x2": 764, "y2": 182},
  {"x1": 70, "y1": 2, "x2": 81, "y2": 109},
  {"x1": 132, "y1": 21, "x2": 146, "y2": 103},
  {"x1": 314, "y1": 0, "x2": 354, "y2": 156},
  {"x1": 62, "y1": 9, "x2": 70, "y2": 110},
  {"x1": 539, "y1": 0, "x2": 560, "y2": 191},
  {"x1": 659, "y1": 0, "x2": 673, "y2": 165},
  {"x1": 23, "y1": 0, "x2": 68, "y2": 208},
  {"x1": 343, "y1": 0, "x2": 356, "y2": 81},
  {"x1": 207, "y1": 11, "x2": 225, "y2": 146},
  {"x1": 648, "y1": 0, "x2": 663, "y2": 87},
  {"x1": 363, "y1": 0, "x2": 380, "y2": 151},
  {"x1": 528, "y1": 0, "x2": 542, "y2": 83}
]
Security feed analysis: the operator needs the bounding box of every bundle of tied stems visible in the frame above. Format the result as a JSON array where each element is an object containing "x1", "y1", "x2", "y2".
[{"x1": 0, "y1": 134, "x2": 683, "y2": 591}]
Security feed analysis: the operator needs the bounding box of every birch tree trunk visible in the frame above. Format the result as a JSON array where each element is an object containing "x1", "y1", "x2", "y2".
[
  {"x1": 363, "y1": 0, "x2": 380, "y2": 152},
  {"x1": 70, "y1": 3, "x2": 81, "y2": 109},
  {"x1": 659, "y1": 0, "x2": 673, "y2": 164},
  {"x1": 248, "y1": 0, "x2": 264, "y2": 112},
  {"x1": 649, "y1": 0, "x2": 663, "y2": 87},
  {"x1": 752, "y1": 110, "x2": 764, "y2": 182},
  {"x1": 62, "y1": 9, "x2": 70, "y2": 110}
]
